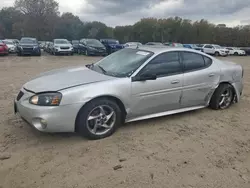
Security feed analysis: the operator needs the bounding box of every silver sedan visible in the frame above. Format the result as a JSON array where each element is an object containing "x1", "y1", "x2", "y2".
[{"x1": 14, "y1": 46, "x2": 244, "y2": 139}]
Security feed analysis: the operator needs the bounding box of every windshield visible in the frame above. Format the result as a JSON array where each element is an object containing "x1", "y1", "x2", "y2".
[
  {"x1": 214, "y1": 45, "x2": 222, "y2": 49},
  {"x1": 3, "y1": 40, "x2": 14, "y2": 45},
  {"x1": 54, "y1": 39, "x2": 70, "y2": 44},
  {"x1": 20, "y1": 38, "x2": 37, "y2": 44},
  {"x1": 91, "y1": 48, "x2": 154, "y2": 77},
  {"x1": 86, "y1": 39, "x2": 104, "y2": 47}
]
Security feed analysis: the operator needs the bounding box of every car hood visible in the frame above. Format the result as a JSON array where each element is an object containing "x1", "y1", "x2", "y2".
[
  {"x1": 6, "y1": 44, "x2": 15, "y2": 48},
  {"x1": 23, "y1": 66, "x2": 114, "y2": 93}
]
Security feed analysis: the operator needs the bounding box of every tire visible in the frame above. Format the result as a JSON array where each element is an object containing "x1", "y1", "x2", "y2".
[
  {"x1": 209, "y1": 83, "x2": 234, "y2": 110},
  {"x1": 70, "y1": 52, "x2": 74, "y2": 56},
  {"x1": 17, "y1": 52, "x2": 21, "y2": 56},
  {"x1": 85, "y1": 50, "x2": 89, "y2": 56},
  {"x1": 215, "y1": 51, "x2": 219, "y2": 56},
  {"x1": 234, "y1": 52, "x2": 239, "y2": 56},
  {"x1": 76, "y1": 98, "x2": 122, "y2": 140}
]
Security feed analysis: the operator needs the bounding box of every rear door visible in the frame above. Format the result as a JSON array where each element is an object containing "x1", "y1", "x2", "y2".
[{"x1": 180, "y1": 51, "x2": 220, "y2": 108}]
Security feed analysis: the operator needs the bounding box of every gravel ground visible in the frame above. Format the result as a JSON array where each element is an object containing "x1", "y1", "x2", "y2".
[{"x1": 0, "y1": 53, "x2": 250, "y2": 188}]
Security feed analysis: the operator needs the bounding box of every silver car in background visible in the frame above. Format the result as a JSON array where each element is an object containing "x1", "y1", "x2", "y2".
[
  {"x1": 14, "y1": 46, "x2": 243, "y2": 139},
  {"x1": 52, "y1": 39, "x2": 74, "y2": 55}
]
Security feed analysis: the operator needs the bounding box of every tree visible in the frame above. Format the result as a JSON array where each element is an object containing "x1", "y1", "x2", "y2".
[{"x1": 14, "y1": 0, "x2": 59, "y2": 39}]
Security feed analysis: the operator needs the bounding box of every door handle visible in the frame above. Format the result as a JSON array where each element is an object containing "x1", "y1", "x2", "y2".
[
  {"x1": 208, "y1": 73, "x2": 215, "y2": 77},
  {"x1": 171, "y1": 80, "x2": 180, "y2": 84}
]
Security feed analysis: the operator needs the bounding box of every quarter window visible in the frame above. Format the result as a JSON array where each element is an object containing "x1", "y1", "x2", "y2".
[{"x1": 140, "y1": 52, "x2": 182, "y2": 77}]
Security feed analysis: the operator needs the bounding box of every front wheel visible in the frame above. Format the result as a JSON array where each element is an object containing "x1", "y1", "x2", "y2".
[
  {"x1": 209, "y1": 84, "x2": 234, "y2": 110},
  {"x1": 76, "y1": 98, "x2": 122, "y2": 140},
  {"x1": 215, "y1": 51, "x2": 219, "y2": 56},
  {"x1": 234, "y1": 52, "x2": 239, "y2": 56}
]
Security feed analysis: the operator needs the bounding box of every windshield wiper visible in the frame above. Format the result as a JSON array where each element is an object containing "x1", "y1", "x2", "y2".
[{"x1": 97, "y1": 65, "x2": 107, "y2": 74}]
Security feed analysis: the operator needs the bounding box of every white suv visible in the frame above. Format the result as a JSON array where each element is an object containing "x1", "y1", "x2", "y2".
[
  {"x1": 202, "y1": 44, "x2": 229, "y2": 56},
  {"x1": 52, "y1": 39, "x2": 74, "y2": 55},
  {"x1": 226, "y1": 47, "x2": 246, "y2": 56}
]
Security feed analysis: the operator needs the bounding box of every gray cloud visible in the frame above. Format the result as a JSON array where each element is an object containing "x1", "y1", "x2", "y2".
[{"x1": 80, "y1": 0, "x2": 250, "y2": 26}]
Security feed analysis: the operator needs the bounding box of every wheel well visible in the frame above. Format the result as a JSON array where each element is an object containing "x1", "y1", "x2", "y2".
[
  {"x1": 74, "y1": 96, "x2": 127, "y2": 132},
  {"x1": 218, "y1": 82, "x2": 237, "y2": 101}
]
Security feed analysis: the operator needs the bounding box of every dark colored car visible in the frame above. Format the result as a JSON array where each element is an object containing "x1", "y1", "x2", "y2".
[
  {"x1": 71, "y1": 40, "x2": 80, "y2": 53},
  {"x1": 17, "y1": 37, "x2": 41, "y2": 56},
  {"x1": 183, "y1": 44, "x2": 203, "y2": 51},
  {"x1": 100, "y1": 39, "x2": 124, "y2": 54},
  {"x1": 78, "y1": 38, "x2": 107, "y2": 56},
  {"x1": 0, "y1": 40, "x2": 8, "y2": 56}
]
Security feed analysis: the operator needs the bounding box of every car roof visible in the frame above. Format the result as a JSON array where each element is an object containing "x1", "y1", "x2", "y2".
[
  {"x1": 21, "y1": 37, "x2": 36, "y2": 40},
  {"x1": 136, "y1": 45, "x2": 208, "y2": 55}
]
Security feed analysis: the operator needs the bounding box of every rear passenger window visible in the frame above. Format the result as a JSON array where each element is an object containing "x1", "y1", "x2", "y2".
[{"x1": 182, "y1": 52, "x2": 205, "y2": 72}]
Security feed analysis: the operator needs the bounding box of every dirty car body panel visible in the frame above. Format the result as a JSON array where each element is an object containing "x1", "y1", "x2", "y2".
[{"x1": 14, "y1": 46, "x2": 243, "y2": 133}]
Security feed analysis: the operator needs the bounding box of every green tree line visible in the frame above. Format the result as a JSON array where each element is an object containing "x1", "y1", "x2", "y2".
[{"x1": 1, "y1": 0, "x2": 250, "y2": 47}]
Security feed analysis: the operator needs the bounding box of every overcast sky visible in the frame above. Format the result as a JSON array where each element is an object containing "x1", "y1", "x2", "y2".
[{"x1": 1, "y1": 0, "x2": 250, "y2": 27}]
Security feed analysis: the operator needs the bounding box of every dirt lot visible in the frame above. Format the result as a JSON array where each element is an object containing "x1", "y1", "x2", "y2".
[{"x1": 0, "y1": 53, "x2": 250, "y2": 188}]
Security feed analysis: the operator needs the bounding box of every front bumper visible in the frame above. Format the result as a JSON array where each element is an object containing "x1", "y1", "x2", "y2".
[
  {"x1": 55, "y1": 48, "x2": 74, "y2": 54},
  {"x1": 14, "y1": 89, "x2": 83, "y2": 133}
]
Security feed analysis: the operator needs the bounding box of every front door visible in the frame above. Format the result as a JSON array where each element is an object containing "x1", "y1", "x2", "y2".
[
  {"x1": 129, "y1": 51, "x2": 183, "y2": 119},
  {"x1": 180, "y1": 51, "x2": 220, "y2": 107}
]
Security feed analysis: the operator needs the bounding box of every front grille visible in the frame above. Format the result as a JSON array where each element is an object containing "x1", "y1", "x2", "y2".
[
  {"x1": 23, "y1": 48, "x2": 33, "y2": 52},
  {"x1": 60, "y1": 47, "x2": 69, "y2": 50},
  {"x1": 16, "y1": 91, "x2": 24, "y2": 101}
]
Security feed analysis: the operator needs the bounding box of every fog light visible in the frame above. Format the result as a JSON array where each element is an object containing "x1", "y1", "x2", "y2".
[{"x1": 40, "y1": 119, "x2": 47, "y2": 129}]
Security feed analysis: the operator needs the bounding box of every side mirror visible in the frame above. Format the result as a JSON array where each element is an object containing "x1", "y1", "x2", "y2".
[{"x1": 132, "y1": 73, "x2": 157, "y2": 82}]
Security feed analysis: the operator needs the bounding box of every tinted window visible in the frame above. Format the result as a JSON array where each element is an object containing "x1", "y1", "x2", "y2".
[
  {"x1": 203, "y1": 56, "x2": 212, "y2": 67},
  {"x1": 182, "y1": 52, "x2": 205, "y2": 71},
  {"x1": 204, "y1": 45, "x2": 212, "y2": 48},
  {"x1": 141, "y1": 52, "x2": 182, "y2": 77}
]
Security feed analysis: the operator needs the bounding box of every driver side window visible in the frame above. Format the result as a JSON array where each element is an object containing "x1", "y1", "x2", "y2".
[{"x1": 140, "y1": 52, "x2": 182, "y2": 77}]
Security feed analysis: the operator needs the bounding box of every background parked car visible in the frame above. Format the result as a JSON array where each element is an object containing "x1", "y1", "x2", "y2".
[
  {"x1": 124, "y1": 42, "x2": 142, "y2": 48},
  {"x1": 202, "y1": 44, "x2": 229, "y2": 56},
  {"x1": 52, "y1": 39, "x2": 74, "y2": 55},
  {"x1": 78, "y1": 38, "x2": 107, "y2": 56},
  {"x1": 38, "y1": 41, "x2": 46, "y2": 49},
  {"x1": 100, "y1": 39, "x2": 124, "y2": 54},
  {"x1": 71, "y1": 40, "x2": 80, "y2": 53},
  {"x1": 17, "y1": 37, "x2": 41, "y2": 56},
  {"x1": 5, "y1": 39, "x2": 19, "y2": 45},
  {"x1": 183, "y1": 44, "x2": 203, "y2": 51},
  {"x1": 164, "y1": 42, "x2": 183, "y2": 47},
  {"x1": 0, "y1": 40, "x2": 8, "y2": 56},
  {"x1": 240, "y1": 47, "x2": 250, "y2": 56},
  {"x1": 226, "y1": 47, "x2": 246, "y2": 56},
  {"x1": 3, "y1": 39, "x2": 17, "y2": 53},
  {"x1": 44, "y1": 41, "x2": 51, "y2": 53},
  {"x1": 145, "y1": 42, "x2": 163, "y2": 45}
]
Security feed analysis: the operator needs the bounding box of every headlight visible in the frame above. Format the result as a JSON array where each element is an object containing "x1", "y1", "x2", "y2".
[{"x1": 29, "y1": 93, "x2": 62, "y2": 106}]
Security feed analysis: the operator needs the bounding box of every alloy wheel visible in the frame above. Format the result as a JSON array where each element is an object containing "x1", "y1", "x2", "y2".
[
  {"x1": 86, "y1": 105, "x2": 116, "y2": 136},
  {"x1": 219, "y1": 88, "x2": 233, "y2": 109}
]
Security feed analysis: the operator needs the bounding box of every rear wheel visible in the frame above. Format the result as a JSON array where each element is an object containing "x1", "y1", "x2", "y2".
[
  {"x1": 234, "y1": 52, "x2": 239, "y2": 56},
  {"x1": 215, "y1": 51, "x2": 219, "y2": 56},
  {"x1": 76, "y1": 98, "x2": 122, "y2": 140},
  {"x1": 209, "y1": 84, "x2": 234, "y2": 110}
]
